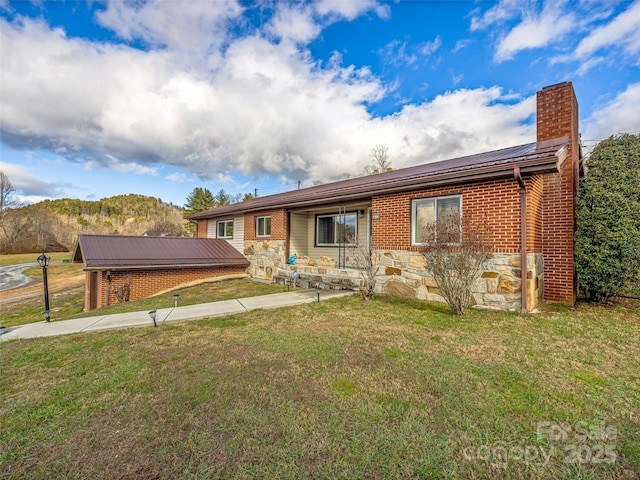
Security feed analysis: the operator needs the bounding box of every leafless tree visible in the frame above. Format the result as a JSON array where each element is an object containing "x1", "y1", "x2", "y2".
[
  {"x1": 0, "y1": 208, "x2": 31, "y2": 253},
  {"x1": 0, "y1": 171, "x2": 18, "y2": 213},
  {"x1": 30, "y1": 207, "x2": 54, "y2": 252},
  {"x1": 421, "y1": 213, "x2": 493, "y2": 315},
  {"x1": 113, "y1": 276, "x2": 132, "y2": 303},
  {"x1": 365, "y1": 144, "x2": 392, "y2": 175},
  {"x1": 347, "y1": 239, "x2": 380, "y2": 300}
]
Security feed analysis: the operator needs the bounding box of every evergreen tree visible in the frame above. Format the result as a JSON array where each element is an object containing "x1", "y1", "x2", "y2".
[
  {"x1": 184, "y1": 187, "x2": 215, "y2": 215},
  {"x1": 575, "y1": 133, "x2": 640, "y2": 302},
  {"x1": 215, "y1": 189, "x2": 232, "y2": 207}
]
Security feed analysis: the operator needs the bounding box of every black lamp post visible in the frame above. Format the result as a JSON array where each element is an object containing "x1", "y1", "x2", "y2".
[
  {"x1": 316, "y1": 284, "x2": 321, "y2": 303},
  {"x1": 37, "y1": 253, "x2": 51, "y2": 322}
]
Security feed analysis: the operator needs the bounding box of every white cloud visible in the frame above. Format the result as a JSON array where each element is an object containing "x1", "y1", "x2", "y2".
[
  {"x1": 583, "y1": 83, "x2": 640, "y2": 141},
  {"x1": 95, "y1": 0, "x2": 243, "y2": 55},
  {"x1": 575, "y1": 56, "x2": 605, "y2": 76},
  {"x1": 378, "y1": 40, "x2": 417, "y2": 66},
  {"x1": 575, "y1": 0, "x2": 640, "y2": 58},
  {"x1": 85, "y1": 155, "x2": 158, "y2": 176},
  {"x1": 470, "y1": 0, "x2": 528, "y2": 31},
  {"x1": 378, "y1": 36, "x2": 441, "y2": 68},
  {"x1": 0, "y1": 6, "x2": 537, "y2": 188},
  {"x1": 0, "y1": 161, "x2": 65, "y2": 197},
  {"x1": 267, "y1": 4, "x2": 321, "y2": 44},
  {"x1": 452, "y1": 39, "x2": 471, "y2": 53},
  {"x1": 493, "y1": 2, "x2": 575, "y2": 62},
  {"x1": 315, "y1": 0, "x2": 389, "y2": 21},
  {"x1": 418, "y1": 36, "x2": 442, "y2": 56},
  {"x1": 165, "y1": 173, "x2": 187, "y2": 184}
]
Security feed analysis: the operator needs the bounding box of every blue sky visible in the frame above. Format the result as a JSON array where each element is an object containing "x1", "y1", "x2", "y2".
[{"x1": 1, "y1": 0, "x2": 639, "y2": 207}]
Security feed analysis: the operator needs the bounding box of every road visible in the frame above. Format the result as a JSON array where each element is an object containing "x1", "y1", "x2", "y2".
[{"x1": 0, "y1": 263, "x2": 37, "y2": 292}]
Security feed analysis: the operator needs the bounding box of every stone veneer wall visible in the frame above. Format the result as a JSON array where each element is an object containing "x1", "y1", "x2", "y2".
[
  {"x1": 244, "y1": 239, "x2": 287, "y2": 279},
  {"x1": 267, "y1": 248, "x2": 543, "y2": 311},
  {"x1": 374, "y1": 250, "x2": 543, "y2": 311}
]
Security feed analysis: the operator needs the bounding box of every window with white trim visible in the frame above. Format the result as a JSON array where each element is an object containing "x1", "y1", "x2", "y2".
[
  {"x1": 256, "y1": 216, "x2": 271, "y2": 237},
  {"x1": 316, "y1": 213, "x2": 357, "y2": 246},
  {"x1": 411, "y1": 195, "x2": 462, "y2": 245},
  {"x1": 217, "y1": 219, "x2": 233, "y2": 239}
]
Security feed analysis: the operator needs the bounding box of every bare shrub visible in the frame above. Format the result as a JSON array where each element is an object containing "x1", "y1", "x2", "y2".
[
  {"x1": 113, "y1": 277, "x2": 132, "y2": 303},
  {"x1": 347, "y1": 240, "x2": 379, "y2": 300},
  {"x1": 421, "y1": 214, "x2": 493, "y2": 315}
]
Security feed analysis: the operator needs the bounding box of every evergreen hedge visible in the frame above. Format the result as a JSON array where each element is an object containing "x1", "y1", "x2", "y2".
[{"x1": 575, "y1": 133, "x2": 640, "y2": 302}]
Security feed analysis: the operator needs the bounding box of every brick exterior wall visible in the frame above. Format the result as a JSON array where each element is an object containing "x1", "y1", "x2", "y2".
[
  {"x1": 371, "y1": 178, "x2": 543, "y2": 254},
  {"x1": 85, "y1": 266, "x2": 247, "y2": 311},
  {"x1": 538, "y1": 82, "x2": 579, "y2": 304},
  {"x1": 244, "y1": 209, "x2": 287, "y2": 241}
]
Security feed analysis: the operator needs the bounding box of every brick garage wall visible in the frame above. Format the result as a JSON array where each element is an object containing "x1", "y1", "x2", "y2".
[
  {"x1": 88, "y1": 266, "x2": 247, "y2": 310},
  {"x1": 538, "y1": 82, "x2": 579, "y2": 304},
  {"x1": 244, "y1": 209, "x2": 287, "y2": 241},
  {"x1": 371, "y1": 178, "x2": 543, "y2": 254}
]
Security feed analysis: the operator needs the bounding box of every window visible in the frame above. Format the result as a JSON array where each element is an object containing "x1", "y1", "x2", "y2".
[
  {"x1": 411, "y1": 195, "x2": 462, "y2": 245},
  {"x1": 256, "y1": 216, "x2": 271, "y2": 237},
  {"x1": 316, "y1": 213, "x2": 357, "y2": 246},
  {"x1": 217, "y1": 219, "x2": 233, "y2": 238}
]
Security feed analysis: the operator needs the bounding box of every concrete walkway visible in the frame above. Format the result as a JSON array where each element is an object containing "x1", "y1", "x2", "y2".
[{"x1": 0, "y1": 289, "x2": 353, "y2": 342}]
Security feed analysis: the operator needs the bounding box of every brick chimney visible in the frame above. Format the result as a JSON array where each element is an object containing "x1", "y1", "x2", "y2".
[{"x1": 537, "y1": 82, "x2": 580, "y2": 305}]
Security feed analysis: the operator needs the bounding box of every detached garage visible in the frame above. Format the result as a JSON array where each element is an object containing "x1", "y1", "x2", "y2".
[{"x1": 73, "y1": 234, "x2": 250, "y2": 311}]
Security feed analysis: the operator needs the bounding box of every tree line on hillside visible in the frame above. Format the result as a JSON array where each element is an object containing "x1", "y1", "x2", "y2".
[
  {"x1": 0, "y1": 175, "x2": 189, "y2": 254},
  {"x1": 0, "y1": 175, "x2": 257, "y2": 254}
]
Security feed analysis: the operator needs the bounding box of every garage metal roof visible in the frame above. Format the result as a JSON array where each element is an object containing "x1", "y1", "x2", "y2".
[
  {"x1": 73, "y1": 235, "x2": 250, "y2": 270},
  {"x1": 188, "y1": 136, "x2": 570, "y2": 219}
]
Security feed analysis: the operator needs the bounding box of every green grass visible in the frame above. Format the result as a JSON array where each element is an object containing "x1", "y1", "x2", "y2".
[
  {"x1": 1, "y1": 278, "x2": 287, "y2": 327},
  {"x1": 1, "y1": 295, "x2": 639, "y2": 479},
  {"x1": 0, "y1": 252, "x2": 72, "y2": 266}
]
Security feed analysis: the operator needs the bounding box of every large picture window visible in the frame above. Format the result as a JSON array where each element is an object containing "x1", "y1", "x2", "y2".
[
  {"x1": 411, "y1": 195, "x2": 462, "y2": 245},
  {"x1": 316, "y1": 213, "x2": 357, "y2": 246},
  {"x1": 217, "y1": 219, "x2": 233, "y2": 239},
  {"x1": 256, "y1": 216, "x2": 271, "y2": 237}
]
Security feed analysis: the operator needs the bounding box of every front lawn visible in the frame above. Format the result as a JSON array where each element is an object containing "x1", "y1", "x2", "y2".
[
  {"x1": 1, "y1": 278, "x2": 286, "y2": 327},
  {"x1": 1, "y1": 296, "x2": 638, "y2": 479}
]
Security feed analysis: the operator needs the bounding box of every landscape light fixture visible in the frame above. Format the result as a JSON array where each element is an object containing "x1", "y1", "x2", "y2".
[
  {"x1": 285, "y1": 278, "x2": 291, "y2": 291},
  {"x1": 36, "y1": 253, "x2": 51, "y2": 322},
  {"x1": 316, "y1": 284, "x2": 321, "y2": 303},
  {"x1": 173, "y1": 293, "x2": 180, "y2": 308},
  {"x1": 148, "y1": 309, "x2": 157, "y2": 327}
]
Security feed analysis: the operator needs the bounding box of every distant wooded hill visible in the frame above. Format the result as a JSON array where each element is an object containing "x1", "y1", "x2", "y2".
[{"x1": 0, "y1": 194, "x2": 189, "y2": 254}]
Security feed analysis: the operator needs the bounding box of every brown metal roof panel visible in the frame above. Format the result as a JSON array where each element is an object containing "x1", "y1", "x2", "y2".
[
  {"x1": 77, "y1": 235, "x2": 249, "y2": 268},
  {"x1": 188, "y1": 137, "x2": 569, "y2": 219}
]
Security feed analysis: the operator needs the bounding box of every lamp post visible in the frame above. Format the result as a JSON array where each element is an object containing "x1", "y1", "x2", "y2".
[
  {"x1": 173, "y1": 293, "x2": 179, "y2": 308},
  {"x1": 37, "y1": 253, "x2": 50, "y2": 322},
  {"x1": 149, "y1": 310, "x2": 157, "y2": 327},
  {"x1": 316, "y1": 284, "x2": 321, "y2": 303}
]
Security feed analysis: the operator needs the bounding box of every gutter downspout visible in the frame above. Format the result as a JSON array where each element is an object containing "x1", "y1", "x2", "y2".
[
  {"x1": 514, "y1": 167, "x2": 528, "y2": 314},
  {"x1": 105, "y1": 270, "x2": 111, "y2": 307}
]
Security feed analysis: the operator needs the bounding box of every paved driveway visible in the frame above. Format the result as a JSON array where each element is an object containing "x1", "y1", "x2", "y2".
[{"x1": 0, "y1": 263, "x2": 37, "y2": 292}]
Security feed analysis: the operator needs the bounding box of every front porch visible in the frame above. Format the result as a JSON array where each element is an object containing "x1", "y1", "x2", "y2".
[
  {"x1": 273, "y1": 263, "x2": 365, "y2": 291},
  {"x1": 288, "y1": 203, "x2": 371, "y2": 269}
]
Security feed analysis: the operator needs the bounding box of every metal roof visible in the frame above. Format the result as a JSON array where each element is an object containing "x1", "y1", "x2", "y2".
[
  {"x1": 188, "y1": 136, "x2": 570, "y2": 219},
  {"x1": 73, "y1": 235, "x2": 250, "y2": 270}
]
